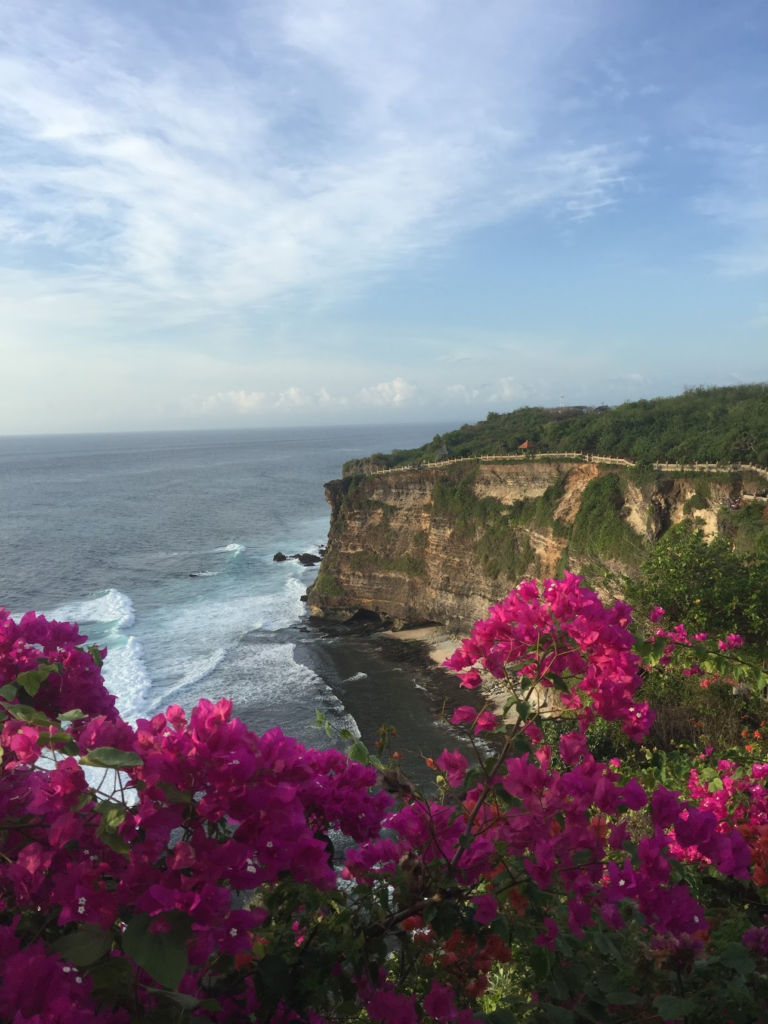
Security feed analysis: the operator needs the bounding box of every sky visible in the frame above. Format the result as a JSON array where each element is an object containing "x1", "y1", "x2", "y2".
[{"x1": 0, "y1": 0, "x2": 766, "y2": 435}]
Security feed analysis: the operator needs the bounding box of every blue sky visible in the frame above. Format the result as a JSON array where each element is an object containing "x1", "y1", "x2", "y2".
[{"x1": 0, "y1": 0, "x2": 766, "y2": 434}]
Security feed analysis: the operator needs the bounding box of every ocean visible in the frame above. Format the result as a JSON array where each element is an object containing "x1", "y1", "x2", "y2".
[{"x1": 0, "y1": 425, "x2": 476, "y2": 779}]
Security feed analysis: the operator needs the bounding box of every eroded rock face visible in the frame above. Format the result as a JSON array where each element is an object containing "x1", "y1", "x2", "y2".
[{"x1": 307, "y1": 462, "x2": 747, "y2": 634}]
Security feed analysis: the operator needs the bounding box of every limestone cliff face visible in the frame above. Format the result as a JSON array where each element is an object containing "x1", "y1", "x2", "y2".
[{"x1": 306, "y1": 461, "x2": 750, "y2": 634}]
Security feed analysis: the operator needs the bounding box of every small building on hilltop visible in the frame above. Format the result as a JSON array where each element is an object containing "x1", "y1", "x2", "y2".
[{"x1": 518, "y1": 440, "x2": 533, "y2": 451}]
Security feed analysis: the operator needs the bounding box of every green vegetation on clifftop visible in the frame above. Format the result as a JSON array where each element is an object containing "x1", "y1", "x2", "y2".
[{"x1": 344, "y1": 383, "x2": 768, "y2": 473}]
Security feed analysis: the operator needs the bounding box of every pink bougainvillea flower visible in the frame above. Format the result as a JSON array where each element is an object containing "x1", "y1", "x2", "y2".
[
  {"x1": 436, "y1": 749, "x2": 469, "y2": 788},
  {"x1": 450, "y1": 706, "x2": 477, "y2": 726},
  {"x1": 473, "y1": 711, "x2": 498, "y2": 734}
]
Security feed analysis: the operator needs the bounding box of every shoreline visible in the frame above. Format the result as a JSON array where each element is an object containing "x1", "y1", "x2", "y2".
[
  {"x1": 306, "y1": 617, "x2": 509, "y2": 718},
  {"x1": 380, "y1": 624, "x2": 511, "y2": 714},
  {"x1": 292, "y1": 619, "x2": 494, "y2": 792}
]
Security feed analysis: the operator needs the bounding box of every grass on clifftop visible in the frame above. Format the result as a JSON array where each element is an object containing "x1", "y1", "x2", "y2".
[{"x1": 345, "y1": 383, "x2": 768, "y2": 473}]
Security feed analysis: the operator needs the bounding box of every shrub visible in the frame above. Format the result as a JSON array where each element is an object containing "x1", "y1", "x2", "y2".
[{"x1": 311, "y1": 571, "x2": 345, "y2": 597}]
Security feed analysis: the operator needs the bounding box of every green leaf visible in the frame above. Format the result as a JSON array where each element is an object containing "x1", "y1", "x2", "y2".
[
  {"x1": 432, "y1": 900, "x2": 462, "y2": 939},
  {"x1": 80, "y1": 746, "x2": 143, "y2": 768},
  {"x1": 122, "y1": 911, "x2": 191, "y2": 990},
  {"x1": 100, "y1": 831, "x2": 131, "y2": 856},
  {"x1": 546, "y1": 969, "x2": 570, "y2": 1001},
  {"x1": 88, "y1": 955, "x2": 134, "y2": 1001},
  {"x1": 594, "y1": 969, "x2": 616, "y2": 993},
  {"x1": 59, "y1": 708, "x2": 87, "y2": 722},
  {"x1": 719, "y1": 941, "x2": 755, "y2": 976},
  {"x1": 16, "y1": 666, "x2": 53, "y2": 696},
  {"x1": 96, "y1": 800, "x2": 128, "y2": 830},
  {"x1": 541, "y1": 1005, "x2": 575, "y2": 1024},
  {"x1": 515, "y1": 700, "x2": 531, "y2": 720},
  {"x1": 502, "y1": 695, "x2": 518, "y2": 717},
  {"x1": 147, "y1": 989, "x2": 200, "y2": 1009},
  {"x1": 87, "y1": 644, "x2": 104, "y2": 667},
  {"x1": 0, "y1": 683, "x2": 17, "y2": 700},
  {"x1": 49, "y1": 925, "x2": 113, "y2": 967},
  {"x1": 653, "y1": 994, "x2": 695, "y2": 1020},
  {"x1": 314, "y1": 709, "x2": 332, "y2": 738},
  {"x1": 605, "y1": 991, "x2": 640, "y2": 1006},
  {"x1": 337, "y1": 728, "x2": 354, "y2": 741},
  {"x1": 8, "y1": 705, "x2": 54, "y2": 727},
  {"x1": 485, "y1": 1011, "x2": 518, "y2": 1024},
  {"x1": 157, "y1": 780, "x2": 192, "y2": 804},
  {"x1": 347, "y1": 740, "x2": 369, "y2": 764},
  {"x1": 593, "y1": 931, "x2": 620, "y2": 958},
  {"x1": 530, "y1": 945, "x2": 553, "y2": 982},
  {"x1": 257, "y1": 954, "x2": 292, "y2": 997},
  {"x1": 550, "y1": 675, "x2": 570, "y2": 695}
]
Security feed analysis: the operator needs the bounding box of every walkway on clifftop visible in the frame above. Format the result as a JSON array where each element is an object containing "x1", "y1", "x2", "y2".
[{"x1": 367, "y1": 451, "x2": 768, "y2": 485}]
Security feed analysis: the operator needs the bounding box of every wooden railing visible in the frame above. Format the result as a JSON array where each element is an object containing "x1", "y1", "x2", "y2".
[{"x1": 367, "y1": 452, "x2": 768, "y2": 483}]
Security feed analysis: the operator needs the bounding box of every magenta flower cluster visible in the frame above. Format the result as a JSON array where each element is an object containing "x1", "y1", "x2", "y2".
[{"x1": 0, "y1": 576, "x2": 765, "y2": 1023}]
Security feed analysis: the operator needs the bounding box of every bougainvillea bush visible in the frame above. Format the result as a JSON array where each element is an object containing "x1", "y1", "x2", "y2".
[{"x1": 1, "y1": 575, "x2": 767, "y2": 1023}]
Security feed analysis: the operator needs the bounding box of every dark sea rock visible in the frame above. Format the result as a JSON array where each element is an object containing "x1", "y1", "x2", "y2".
[
  {"x1": 293, "y1": 552, "x2": 322, "y2": 566},
  {"x1": 275, "y1": 551, "x2": 322, "y2": 566}
]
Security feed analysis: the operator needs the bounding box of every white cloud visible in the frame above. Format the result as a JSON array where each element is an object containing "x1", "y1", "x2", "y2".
[
  {"x1": 489, "y1": 376, "x2": 521, "y2": 402},
  {"x1": 0, "y1": 0, "x2": 631, "y2": 328},
  {"x1": 360, "y1": 378, "x2": 417, "y2": 406},
  {"x1": 276, "y1": 387, "x2": 313, "y2": 409},
  {"x1": 200, "y1": 384, "x2": 349, "y2": 415},
  {"x1": 202, "y1": 390, "x2": 267, "y2": 413},
  {"x1": 446, "y1": 384, "x2": 480, "y2": 402}
]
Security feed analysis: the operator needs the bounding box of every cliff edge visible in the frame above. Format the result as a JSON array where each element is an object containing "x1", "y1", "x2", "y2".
[{"x1": 307, "y1": 459, "x2": 765, "y2": 634}]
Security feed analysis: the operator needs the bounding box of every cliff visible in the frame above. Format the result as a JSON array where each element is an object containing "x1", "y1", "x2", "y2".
[{"x1": 307, "y1": 459, "x2": 767, "y2": 634}]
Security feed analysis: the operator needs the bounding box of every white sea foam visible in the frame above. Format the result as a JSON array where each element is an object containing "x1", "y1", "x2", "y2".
[
  {"x1": 101, "y1": 636, "x2": 153, "y2": 723},
  {"x1": 51, "y1": 588, "x2": 136, "y2": 630},
  {"x1": 48, "y1": 588, "x2": 152, "y2": 723},
  {"x1": 140, "y1": 575, "x2": 308, "y2": 713},
  {"x1": 146, "y1": 648, "x2": 228, "y2": 712},
  {"x1": 224, "y1": 642, "x2": 360, "y2": 740},
  {"x1": 214, "y1": 543, "x2": 245, "y2": 555},
  {"x1": 344, "y1": 672, "x2": 368, "y2": 683},
  {"x1": 147, "y1": 639, "x2": 360, "y2": 741}
]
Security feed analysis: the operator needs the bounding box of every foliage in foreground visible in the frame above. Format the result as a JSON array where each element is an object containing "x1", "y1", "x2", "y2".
[
  {"x1": 627, "y1": 521, "x2": 768, "y2": 644},
  {"x1": 1, "y1": 577, "x2": 768, "y2": 1023}
]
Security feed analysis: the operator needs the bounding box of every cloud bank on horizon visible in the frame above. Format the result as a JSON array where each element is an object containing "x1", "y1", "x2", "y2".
[{"x1": 0, "y1": 0, "x2": 765, "y2": 434}]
